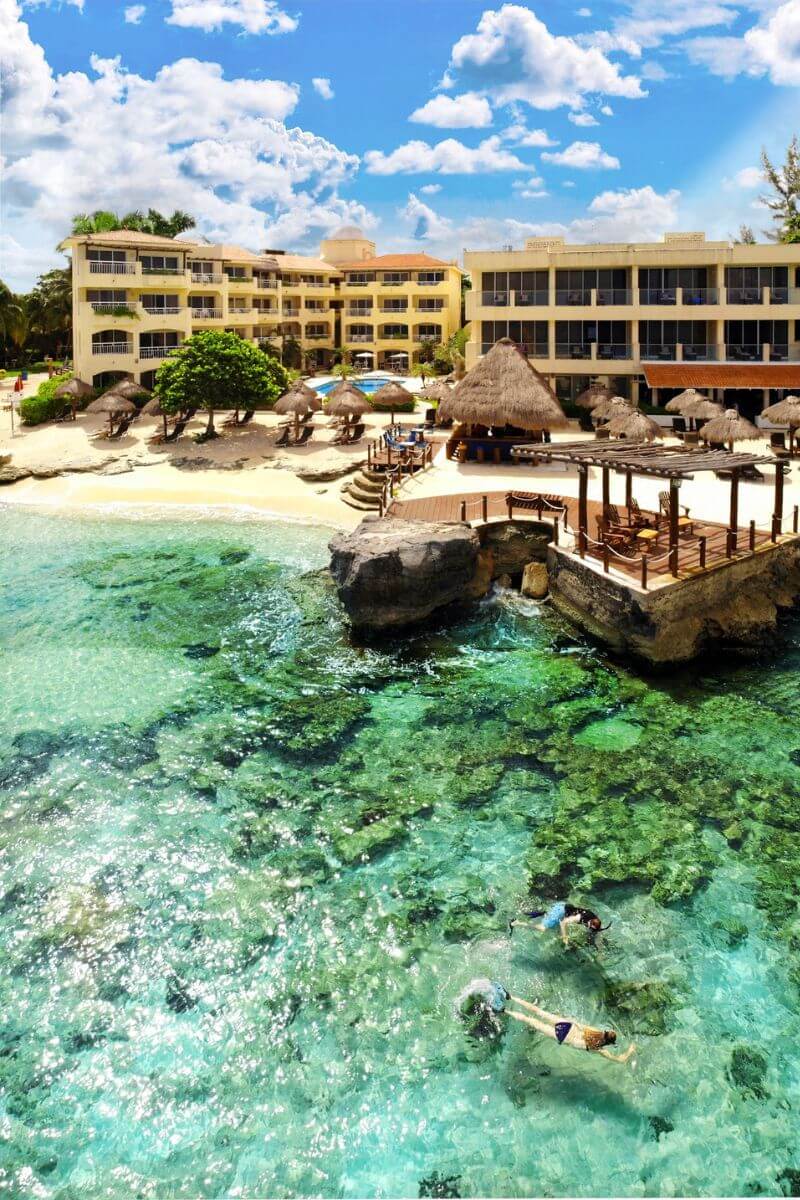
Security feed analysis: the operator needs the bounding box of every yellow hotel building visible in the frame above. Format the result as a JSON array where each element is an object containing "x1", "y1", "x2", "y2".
[
  {"x1": 465, "y1": 232, "x2": 800, "y2": 417},
  {"x1": 61, "y1": 225, "x2": 462, "y2": 389}
]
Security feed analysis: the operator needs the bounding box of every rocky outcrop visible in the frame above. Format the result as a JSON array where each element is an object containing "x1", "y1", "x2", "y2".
[
  {"x1": 521, "y1": 561, "x2": 549, "y2": 598},
  {"x1": 478, "y1": 519, "x2": 552, "y2": 577},
  {"x1": 329, "y1": 516, "x2": 490, "y2": 629},
  {"x1": 0, "y1": 456, "x2": 120, "y2": 485}
]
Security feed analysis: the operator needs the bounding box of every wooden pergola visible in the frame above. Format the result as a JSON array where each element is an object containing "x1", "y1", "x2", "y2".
[{"x1": 512, "y1": 440, "x2": 780, "y2": 575}]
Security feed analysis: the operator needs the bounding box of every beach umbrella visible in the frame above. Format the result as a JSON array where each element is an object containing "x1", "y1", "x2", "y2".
[
  {"x1": 602, "y1": 408, "x2": 660, "y2": 442},
  {"x1": 325, "y1": 380, "x2": 372, "y2": 426},
  {"x1": 371, "y1": 379, "x2": 412, "y2": 423},
  {"x1": 699, "y1": 408, "x2": 761, "y2": 452},
  {"x1": 86, "y1": 393, "x2": 138, "y2": 435},
  {"x1": 664, "y1": 388, "x2": 706, "y2": 414},
  {"x1": 683, "y1": 397, "x2": 724, "y2": 421},
  {"x1": 438, "y1": 337, "x2": 568, "y2": 433},
  {"x1": 575, "y1": 382, "x2": 614, "y2": 410},
  {"x1": 53, "y1": 377, "x2": 93, "y2": 419},
  {"x1": 762, "y1": 395, "x2": 800, "y2": 452},
  {"x1": 274, "y1": 381, "x2": 322, "y2": 439},
  {"x1": 591, "y1": 395, "x2": 633, "y2": 422},
  {"x1": 102, "y1": 378, "x2": 151, "y2": 404},
  {"x1": 141, "y1": 394, "x2": 170, "y2": 439}
]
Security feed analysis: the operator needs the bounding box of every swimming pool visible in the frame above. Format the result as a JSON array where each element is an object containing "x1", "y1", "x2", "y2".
[{"x1": 314, "y1": 376, "x2": 404, "y2": 396}]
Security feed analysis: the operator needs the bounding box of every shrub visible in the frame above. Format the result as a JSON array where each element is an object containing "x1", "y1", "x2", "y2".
[
  {"x1": 28, "y1": 360, "x2": 64, "y2": 373},
  {"x1": 370, "y1": 398, "x2": 416, "y2": 413},
  {"x1": 19, "y1": 374, "x2": 82, "y2": 425}
]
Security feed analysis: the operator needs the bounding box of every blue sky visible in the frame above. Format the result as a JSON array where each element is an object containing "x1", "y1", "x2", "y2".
[{"x1": 2, "y1": 0, "x2": 799, "y2": 288}]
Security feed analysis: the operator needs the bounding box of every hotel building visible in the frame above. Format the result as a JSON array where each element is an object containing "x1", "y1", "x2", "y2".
[
  {"x1": 464, "y1": 232, "x2": 800, "y2": 417},
  {"x1": 61, "y1": 225, "x2": 462, "y2": 389}
]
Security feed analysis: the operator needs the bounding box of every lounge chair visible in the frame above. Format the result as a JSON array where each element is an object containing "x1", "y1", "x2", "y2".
[
  {"x1": 294, "y1": 425, "x2": 314, "y2": 445},
  {"x1": 274, "y1": 426, "x2": 290, "y2": 447},
  {"x1": 595, "y1": 515, "x2": 637, "y2": 556},
  {"x1": 164, "y1": 419, "x2": 188, "y2": 444},
  {"x1": 348, "y1": 422, "x2": 365, "y2": 444},
  {"x1": 55, "y1": 403, "x2": 74, "y2": 422},
  {"x1": 627, "y1": 498, "x2": 657, "y2": 528},
  {"x1": 300, "y1": 410, "x2": 314, "y2": 424},
  {"x1": 238, "y1": 410, "x2": 255, "y2": 425},
  {"x1": 108, "y1": 417, "x2": 133, "y2": 440},
  {"x1": 658, "y1": 491, "x2": 694, "y2": 536}
]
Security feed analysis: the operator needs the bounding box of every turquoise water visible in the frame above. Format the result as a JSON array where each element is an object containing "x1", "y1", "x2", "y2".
[
  {"x1": 2, "y1": 505, "x2": 800, "y2": 1199},
  {"x1": 314, "y1": 377, "x2": 402, "y2": 396}
]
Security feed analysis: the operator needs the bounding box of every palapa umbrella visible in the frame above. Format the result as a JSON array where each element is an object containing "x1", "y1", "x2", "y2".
[
  {"x1": 683, "y1": 397, "x2": 724, "y2": 421},
  {"x1": 53, "y1": 377, "x2": 93, "y2": 420},
  {"x1": 590, "y1": 395, "x2": 633, "y2": 422},
  {"x1": 575, "y1": 382, "x2": 615, "y2": 410},
  {"x1": 602, "y1": 408, "x2": 660, "y2": 442},
  {"x1": 102, "y1": 378, "x2": 151, "y2": 403},
  {"x1": 324, "y1": 379, "x2": 372, "y2": 428},
  {"x1": 371, "y1": 379, "x2": 411, "y2": 424},
  {"x1": 86, "y1": 393, "x2": 138, "y2": 435},
  {"x1": 274, "y1": 380, "x2": 322, "y2": 440},
  {"x1": 664, "y1": 388, "x2": 706, "y2": 414},
  {"x1": 699, "y1": 408, "x2": 761, "y2": 452},
  {"x1": 762, "y1": 394, "x2": 800, "y2": 453},
  {"x1": 141, "y1": 394, "x2": 169, "y2": 440},
  {"x1": 437, "y1": 337, "x2": 567, "y2": 433}
]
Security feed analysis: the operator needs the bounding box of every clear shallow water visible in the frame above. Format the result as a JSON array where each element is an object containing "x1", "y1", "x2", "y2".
[
  {"x1": 314, "y1": 377, "x2": 398, "y2": 396},
  {"x1": 1, "y1": 506, "x2": 800, "y2": 1199}
]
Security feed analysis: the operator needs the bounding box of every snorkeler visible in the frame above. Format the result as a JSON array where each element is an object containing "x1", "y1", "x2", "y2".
[
  {"x1": 496, "y1": 989, "x2": 636, "y2": 1064},
  {"x1": 510, "y1": 901, "x2": 609, "y2": 945}
]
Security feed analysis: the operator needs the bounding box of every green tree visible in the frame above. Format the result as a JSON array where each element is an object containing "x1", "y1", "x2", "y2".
[
  {"x1": 70, "y1": 208, "x2": 196, "y2": 238},
  {"x1": 332, "y1": 360, "x2": 356, "y2": 378},
  {"x1": 155, "y1": 330, "x2": 288, "y2": 439},
  {"x1": 0, "y1": 281, "x2": 24, "y2": 344},
  {"x1": 412, "y1": 360, "x2": 435, "y2": 382},
  {"x1": 760, "y1": 136, "x2": 800, "y2": 242},
  {"x1": 27, "y1": 266, "x2": 72, "y2": 344},
  {"x1": 734, "y1": 224, "x2": 756, "y2": 244}
]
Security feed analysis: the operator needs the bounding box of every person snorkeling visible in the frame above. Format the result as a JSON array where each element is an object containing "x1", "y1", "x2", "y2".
[
  {"x1": 490, "y1": 986, "x2": 636, "y2": 1064},
  {"x1": 510, "y1": 901, "x2": 610, "y2": 945}
]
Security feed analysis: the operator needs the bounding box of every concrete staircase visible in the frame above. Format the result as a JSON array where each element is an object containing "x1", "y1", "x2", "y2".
[{"x1": 341, "y1": 467, "x2": 387, "y2": 512}]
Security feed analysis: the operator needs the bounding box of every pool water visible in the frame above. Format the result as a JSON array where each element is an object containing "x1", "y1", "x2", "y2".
[
  {"x1": 2, "y1": 506, "x2": 800, "y2": 1198},
  {"x1": 313, "y1": 376, "x2": 412, "y2": 397}
]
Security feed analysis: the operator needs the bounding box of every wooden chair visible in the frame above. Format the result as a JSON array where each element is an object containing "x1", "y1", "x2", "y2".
[
  {"x1": 658, "y1": 491, "x2": 694, "y2": 537},
  {"x1": 627, "y1": 497, "x2": 657, "y2": 529}
]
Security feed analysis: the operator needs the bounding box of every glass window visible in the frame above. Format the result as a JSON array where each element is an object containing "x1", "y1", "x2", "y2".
[{"x1": 87, "y1": 249, "x2": 126, "y2": 262}]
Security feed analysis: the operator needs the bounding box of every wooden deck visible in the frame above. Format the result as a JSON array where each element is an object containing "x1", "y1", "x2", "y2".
[{"x1": 388, "y1": 490, "x2": 784, "y2": 590}]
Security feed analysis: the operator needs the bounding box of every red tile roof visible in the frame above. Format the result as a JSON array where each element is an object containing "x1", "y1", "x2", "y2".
[
  {"x1": 644, "y1": 363, "x2": 800, "y2": 389},
  {"x1": 337, "y1": 253, "x2": 458, "y2": 271}
]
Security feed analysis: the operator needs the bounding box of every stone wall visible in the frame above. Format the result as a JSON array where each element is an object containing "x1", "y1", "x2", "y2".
[{"x1": 547, "y1": 538, "x2": 800, "y2": 665}]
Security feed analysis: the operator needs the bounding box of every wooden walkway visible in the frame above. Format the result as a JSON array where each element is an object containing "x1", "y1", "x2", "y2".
[{"x1": 388, "y1": 490, "x2": 782, "y2": 590}]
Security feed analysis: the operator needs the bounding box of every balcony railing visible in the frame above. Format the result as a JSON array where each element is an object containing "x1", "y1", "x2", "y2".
[
  {"x1": 641, "y1": 344, "x2": 677, "y2": 360},
  {"x1": 380, "y1": 280, "x2": 408, "y2": 287},
  {"x1": 727, "y1": 287, "x2": 763, "y2": 305},
  {"x1": 417, "y1": 279, "x2": 443, "y2": 286},
  {"x1": 414, "y1": 334, "x2": 441, "y2": 343},
  {"x1": 380, "y1": 306, "x2": 408, "y2": 313},
  {"x1": 349, "y1": 334, "x2": 374, "y2": 343},
  {"x1": 256, "y1": 278, "x2": 278, "y2": 289},
  {"x1": 227, "y1": 307, "x2": 253, "y2": 316},
  {"x1": 347, "y1": 307, "x2": 372, "y2": 315},
  {"x1": 479, "y1": 291, "x2": 510, "y2": 306},
  {"x1": 481, "y1": 342, "x2": 547, "y2": 358},
  {"x1": 345, "y1": 280, "x2": 372, "y2": 287},
  {"x1": 682, "y1": 287, "x2": 718, "y2": 305},
  {"x1": 380, "y1": 331, "x2": 409, "y2": 339},
  {"x1": 141, "y1": 266, "x2": 184, "y2": 276},
  {"x1": 142, "y1": 305, "x2": 183, "y2": 315},
  {"x1": 90, "y1": 302, "x2": 138, "y2": 316},
  {"x1": 596, "y1": 288, "x2": 632, "y2": 306},
  {"x1": 769, "y1": 344, "x2": 789, "y2": 360},
  {"x1": 595, "y1": 343, "x2": 632, "y2": 360},
  {"x1": 306, "y1": 332, "x2": 331, "y2": 340},
  {"x1": 190, "y1": 308, "x2": 223, "y2": 319},
  {"x1": 282, "y1": 309, "x2": 300, "y2": 318},
  {"x1": 726, "y1": 343, "x2": 761, "y2": 360},
  {"x1": 191, "y1": 273, "x2": 223, "y2": 284},
  {"x1": 556, "y1": 289, "x2": 592, "y2": 306},
  {"x1": 302, "y1": 281, "x2": 330, "y2": 288},
  {"x1": 89, "y1": 261, "x2": 136, "y2": 274},
  {"x1": 92, "y1": 340, "x2": 132, "y2": 355},
  {"x1": 139, "y1": 344, "x2": 179, "y2": 359},
  {"x1": 682, "y1": 344, "x2": 718, "y2": 361},
  {"x1": 555, "y1": 342, "x2": 592, "y2": 359},
  {"x1": 417, "y1": 303, "x2": 445, "y2": 312},
  {"x1": 515, "y1": 289, "x2": 549, "y2": 306},
  {"x1": 639, "y1": 288, "x2": 676, "y2": 305}
]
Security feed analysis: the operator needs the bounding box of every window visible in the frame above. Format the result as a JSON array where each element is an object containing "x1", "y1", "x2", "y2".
[
  {"x1": 190, "y1": 296, "x2": 217, "y2": 310},
  {"x1": 92, "y1": 329, "x2": 129, "y2": 345},
  {"x1": 140, "y1": 332, "x2": 180, "y2": 348},
  {"x1": 88, "y1": 290, "x2": 127, "y2": 303},
  {"x1": 140, "y1": 255, "x2": 180, "y2": 273},
  {"x1": 481, "y1": 320, "x2": 548, "y2": 354},
  {"x1": 381, "y1": 273, "x2": 410, "y2": 284},
  {"x1": 225, "y1": 266, "x2": 247, "y2": 279},
  {"x1": 346, "y1": 272, "x2": 376, "y2": 285},
  {"x1": 417, "y1": 271, "x2": 444, "y2": 283},
  {"x1": 87, "y1": 249, "x2": 126, "y2": 262}
]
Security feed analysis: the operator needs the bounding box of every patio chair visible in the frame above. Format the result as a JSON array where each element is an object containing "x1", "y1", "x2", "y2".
[
  {"x1": 627, "y1": 498, "x2": 657, "y2": 529},
  {"x1": 108, "y1": 417, "x2": 133, "y2": 440},
  {"x1": 163, "y1": 419, "x2": 187, "y2": 443},
  {"x1": 658, "y1": 491, "x2": 694, "y2": 536},
  {"x1": 294, "y1": 425, "x2": 314, "y2": 446},
  {"x1": 348, "y1": 422, "x2": 365, "y2": 444},
  {"x1": 274, "y1": 426, "x2": 290, "y2": 447}
]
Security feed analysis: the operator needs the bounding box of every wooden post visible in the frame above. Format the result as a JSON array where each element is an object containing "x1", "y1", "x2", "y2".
[
  {"x1": 460, "y1": 500, "x2": 467, "y2": 523},
  {"x1": 602, "y1": 542, "x2": 610, "y2": 573},
  {"x1": 726, "y1": 530, "x2": 733, "y2": 558},
  {"x1": 367, "y1": 444, "x2": 372, "y2": 467},
  {"x1": 507, "y1": 495, "x2": 513, "y2": 520},
  {"x1": 602, "y1": 466, "x2": 610, "y2": 513},
  {"x1": 668, "y1": 478, "x2": 679, "y2": 576},
  {"x1": 553, "y1": 518, "x2": 559, "y2": 546},
  {"x1": 729, "y1": 468, "x2": 739, "y2": 551},
  {"x1": 578, "y1": 465, "x2": 588, "y2": 558},
  {"x1": 537, "y1": 496, "x2": 543, "y2": 520},
  {"x1": 481, "y1": 495, "x2": 488, "y2": 523},
  {"x1": 387, "y1": 444, "x2": 393, "y2": 467},
  {"x1": 640, "y1": 554, "x2": 648, "y2": 590},
  {"x1": 749, "y1": 520, "x2": 756, "y2": 551},
  {"x1": 773, "y1": 462, "x2": 785, "y2": 541},
  {"x1": 625, "y1": 470, "x2": 633, "y2": 512},
  {"x1": 794, "y1": 504, "x2": 799, "y2": 534},
  {"x1": 699, "y1": 535, "x2": 706, "y2": 569}
]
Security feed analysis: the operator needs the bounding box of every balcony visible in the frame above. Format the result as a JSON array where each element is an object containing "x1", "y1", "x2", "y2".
[
  {"x1": 227, "y1": 307, "x2": 254, "y2": 316},
  {"x1": 88, "y1": 260, "x2": 136, "y2": 275},
  {"x1": 682, "y1": 343, "x2": 718, "y2": 361},
  {"x1": 256, "y1": 279, "x2": 278, "y2": 289},
  {"x1": 282, "y1": 309, "x2": 300, "y2": 318},
  {"x1": 90, "y1": 302, "x2": 138, "y2": 316},
  {"x1": 141, "y1": 305, "x2": 183, "y2": 315},
  {"x1": 556, "y1": 289, "x2": 592, "y2": 306},
  {"x1": 305, "y1": 331, "x2": 331, "y2": 341},
  {"x1": 380, "y1": 306, "x2": 408, "y2": 314},
  {"x1": 682, "y1": 287, "x2": 718, "y2": 305},
  {"x1": 641, "y1": 344, "x2": 677, "y2": 360},
  {"x1": 416, "y1": 303, "x2": 445, "y2": 312},
  {"x1": 555, "y1": 342, "x2": 592, "y2": 359},
  {"x1": 639, "y1": 288, "x2": 676, "y2": 305},
  {"x1": 481, "y1": 342, "x2": 547, "y2": 358},
  {"x1": 596, "y1": 289, "x2": 632, "y2": 306},
  {"x1": 92, "y1": 340, "x2": 132, "y2": 355},
  {"x1": 190, "y1": 308, "x2": 223, "y2": 319},
  {"x1": 414, "y1": 334, "x2": 441, "y2": 343},
  {"x1": 380, "y1": 280, "x2": 408, "y2": 287},
  {"x1": 141, "y1": 266, "x2": 185, "y2": 277},
  {"x1": 595, "y1": 343, "x2": 632, "y2": 361},
  {"x1": 726, "y1": 287, "x2": 763, "y2": 305},
  {"x1": 347, "y1": 307, "x2": 372, "y2": 316},
  {"x1": 416, "y1": 279, "x2": 443, "y2": 287},
  {"x1": 344, "y1": 280, "x2": 372, "y2": 287},
  {"x1": 726, "y1": 343, "x2": 761, "y2": 361},
  {"x1": 139, "y1": 344, "x2": 179, "y2": 359},
  {"x1": 191, "y1": 273, "x2": 223, "y2": 284},
  {"x1": 348, "y1": 333, "x2": 374, "y2": 343},
  {"x1": 380, "y1": 331, "x2": 410, "y2": 340}
]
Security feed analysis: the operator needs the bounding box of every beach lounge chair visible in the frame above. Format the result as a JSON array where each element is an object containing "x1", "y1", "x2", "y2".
[
  {"x1": 55, "y1": 403, "x2": 74, "y2": 422},
  {"x1": 108, "y1": 417, "x2": 133, "y2": 440},
  {"x1": 294, "y1": 425, "x2": 314, "y2": 446},
  {"x1": 238, "y1": 411, "x2": 255, "y2": 425},
  {"x1": 348, "y1": 422, "x2": 365, "y2": 444},
  {"x1": 300, "y1": 410, "x2": 314, "y2": 424},
  {"x1": 658, "y1": 491, "x2": 694, "y2": 536},
  {"x1": 274, "y1": 426, "x2": 291, "y2": 447},
  {"x1": 164, "y1": 419, "x2": 188, "y2": 444}
]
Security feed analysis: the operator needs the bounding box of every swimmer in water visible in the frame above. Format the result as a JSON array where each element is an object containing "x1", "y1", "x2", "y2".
[
  {"x1": 496, "y1": 989, "x2": 636, "y2": 1064},
  {"x1": 511, "y1": 901, "x2": 609, "y2": 945}
]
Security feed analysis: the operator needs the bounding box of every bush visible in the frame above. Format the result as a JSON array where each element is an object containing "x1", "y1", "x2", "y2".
[
  {"x1": 20, "y1": 374, "x2": 82, "y2": 425},
  {"x1": 28, "y1": 360, "x2": 64, "y2": 373},
  {"x1": 371, "y1": 398, "x2": 417, "y2": 413}
]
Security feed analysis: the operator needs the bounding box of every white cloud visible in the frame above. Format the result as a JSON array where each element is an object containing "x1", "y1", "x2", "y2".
[
  {"x1": 124, "y1": 4, "x2": 145, "y2": 22},
  {"x1": 419, "y1": 183, "x2": 442, "y2": 194},
  {"x1": 570, "y1": 184, "x2": 681, "y2": 240},
  {"x1": 542, "y1": 140, "x2": 620, "y2": 168},
  {"x1": 579, "y1": 30, "x2": 643, "y2": 57},
  {"x1": 640, "y1": 60, "x2": 670, "y2": 80},
  {"x1": 723, "y1": 165, "x2": 764, "y2": 189},
  {"x1": 501, "y1": 122, "x2": 557, "y2": 146},
  {"x1": 364, "y1": 135, "x2": 526, "y2": 175},
  {"x1": 20, "y1": 0, "x2": 83, "y2": 7},
  {"x1": 312, "y1": 76, "x2": 334, "y2": 100},
  {"x1": 687, "y1": 0, "x2": 800, "y2": 84},
  {"x1": 518, "y1": 188, "x2": 549, "y2": 199},
  {"x1": 569, "y1": 111, "x2": 599, "y2": 125},
  {"x1": 613, "y1": 0, "x2": 739, "y2": 48},
  {"x1": 401, "y1": 193, "x2": 453, "y2": 240},
  {"x1": 600, "y1": 103, "x2": 614, "y2": 114},
  {"x1": 409, "y1": 91, "x2": 493, "y2": 128},
  {"x1": 563, "y1": 180, "x2": 576, "y2": 187},
  {"x1": 166, "y1": 0, "x2": 298, "y2": 35},
  {"x1": 0, "y1": 0, "x2": 367, "y2": 289},
  {"x1": 446, "y1": 4, "x2": 646, "y2": 109},
  {"x1": 513, "y1": 174, "x2": 545, "y2": 189},
  {"x1": 577, "y1": 7, "x2": 592, "y2": 16}
]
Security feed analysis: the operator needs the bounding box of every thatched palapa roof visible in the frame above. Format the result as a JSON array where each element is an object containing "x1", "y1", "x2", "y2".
[
  {"x1": 102, "y1": 378, "x2": 151, "y2": 401},
  {"x1": 274, "y1": 379, "x2": 322, "y2": 416},
  {"x1": 602, "y1": 409, "x2": 661, "y2": 442},
  {"x1": 762, "y1": 395, "x2": 800, "y2": 426},
  {"x1": 437, "y1": 337, "x2": 567, "y2": 431},
  {"x1": 325, "y1": 379, "x2": 372, "y2": 418},
  {"x1": 699, "y1": 409, "x2": 761, "y2": 445},
  {"x1": 371, "y1": 380, "x2": 412, "y2": 409},
  {"x1": 591, "y1": 395, "x2": 632, "y2": 421},
  {"x1": 664, "y1": 389, "x2": 707, "y2": 414},
  {"x1": 420, "y1": 379, "x2": 453, "y2": 405},
  {"x1": 684, "y1": 397, "x2": 724, "y2": 421},
  {"x1": 575, "y1": 382, "x2": 615, "y2": 410},
  {"x1": 86, "y1": 394, "x2": 138, "y2": 415},
  {"x1": 54, "y1": 378, "x2": 93, "y2": 400}
]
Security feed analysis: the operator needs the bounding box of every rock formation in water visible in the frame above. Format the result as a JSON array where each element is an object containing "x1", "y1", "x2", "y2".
[{"x1": 328, "y1": 516, "x2": 491, "y2": 629}]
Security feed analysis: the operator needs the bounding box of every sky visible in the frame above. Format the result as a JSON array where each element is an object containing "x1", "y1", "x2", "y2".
[{"x1": 2, "y1": 0, "x2": 799, "y2": 289}]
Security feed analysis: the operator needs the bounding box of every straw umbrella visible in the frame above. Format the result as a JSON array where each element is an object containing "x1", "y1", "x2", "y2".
[
  {"x1": 86, "y1": 393, "x2": 138, "y2": 435},
  {"x1": 54, "y1": 377, "x2": 93, "y2": 420},
  {"x1": 372, "y1": 379, "x2": 412, "y2": 425},
  {"x1": 141, "y1": 395, "x2": 169, "y2": 440},
  {"x1": 762, "y1": 394, "x2": 800, "y2": 453},
  {"x1": 575, "y1": 382, "x2": 614, "y2": 410},
  {"x1": 699, "y1": 408, "x2": 761, "y2": 452},
  {"x1": 437, "y1": 337, "x2": 567, "y2": 433},
  {"x1": 274, "y1": 380, "x2": 322, "y2": 441},
  {"x1": 324, "y1": 380, "x2": 372, "y2": 429},
  {"x1": 664, "y1": 388, "x2": 706, "y2": 414},
  {"x1": 602, "y1": 408, "x2": 661, "y2": 442},
  {"x1": 591, "y1": 395, "x2": 633, "y2": 422},
  {"x1": 102, "y1": 378, "x2": 151, "y2": 402}
]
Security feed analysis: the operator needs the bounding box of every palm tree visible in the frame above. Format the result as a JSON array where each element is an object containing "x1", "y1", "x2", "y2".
[
  {"x1": 27, "y1": 266, "x2": 73, "y2": 351},
  {"x1": 145, "y1": 209, "x2": 196, "y2": 237},
  {"x1": 69, "y1": 208, "x2": 196, "y2": 238},
  {"x1": 0, "y1": 281, "x2": 24, "y2": 343}
]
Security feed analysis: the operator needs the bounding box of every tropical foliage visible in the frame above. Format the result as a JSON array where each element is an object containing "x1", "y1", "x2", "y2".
[
  {"x1": 760, "y1": 135, "x2": 800, "y2": 243},
  {"x1": 155, "y1": 330, "x2": 288, "y2": 438},
  {"x1": 1, "y1": 266, "x2": 72, "y2": 366},
  {"x1": 70, "y1": 209, "x2": 196, "y2": 238}
]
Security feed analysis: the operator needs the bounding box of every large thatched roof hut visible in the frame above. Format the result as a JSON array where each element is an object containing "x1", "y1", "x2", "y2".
[{"x1": 437, "y1": 338, "x2": 567, "y2": 432}]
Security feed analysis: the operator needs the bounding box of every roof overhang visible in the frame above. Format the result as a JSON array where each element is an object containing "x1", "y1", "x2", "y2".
[
  {"x1": 511, "y1": 439, "x2": 774, "y2": 479},
  {"x1": 644, "y1": 363, "x2": 800, "y2": 389}
]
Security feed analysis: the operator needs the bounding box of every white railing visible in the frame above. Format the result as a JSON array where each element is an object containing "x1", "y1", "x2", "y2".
[
  {"x1": 414, "y1": 334, "x2": 441, "y2": 343},
  {"x1": 348, "y1": 307, "x2": 373, "y2": 315},
  {"x1": 92, "y1": 341, "x2": 132, "y2": 355},
  {"x1": 380, "y1": 306, "x2": 408, "y2": 313},
  {"x1": 140, "y1": 345, "x2": 178, "y2": 359},
  {"x1": 349, "y1": 334, "x2": 374, "y2": 343},
  {"x1": 256, "y1": 279, "x2": 278, "y2": 289},
  {"x1": 191, "y1": 273, "x2": 223, "y2": 284},
  {"x1": 190, "y1": 308, "x2": 223, "y2": 319},
  {"x1": 227, "y1": 308, "x2": 253, "y2": 316},
  {"x1": 89, "y1": 261, "x2": 136, "y2": 274},
  {"x1": 142, "y1": 306, "x2": 183, "y2": 315},
  {"x1": 90, "y1": 303, "x2": 138, "y2": 315}
]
